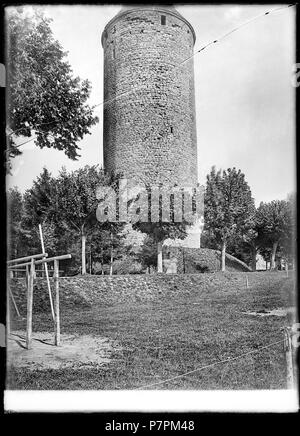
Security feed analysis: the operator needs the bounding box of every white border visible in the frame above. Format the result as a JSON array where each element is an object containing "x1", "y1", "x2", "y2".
[{"x1": 4, "y1": 389, "x2": 299, "y2": 413}]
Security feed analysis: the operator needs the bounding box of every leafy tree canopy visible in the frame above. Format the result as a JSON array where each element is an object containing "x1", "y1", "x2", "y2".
[
  {"x1": 256, "y1": 198, "x2": 295, "y2": 267},
  {"x1": 204, "y1": 166, "x2": 255, "y2": 271},
  {"x1": 256, "y1": 199, "x2": 293, "y2": 245},
  {"x1": 7, "y1": 186, "x2": 24, "y2": 258},
  {"x1": 6, "y1": 7, "x2": 98, "y2": 170},
  {"x1": 204, "y1": 166, "x2": 255, "y2": 245}
]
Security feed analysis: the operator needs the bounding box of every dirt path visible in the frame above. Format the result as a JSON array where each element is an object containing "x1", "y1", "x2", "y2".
[{"x1": 7, "y1": 330, "x2": 119, "y2": 370}]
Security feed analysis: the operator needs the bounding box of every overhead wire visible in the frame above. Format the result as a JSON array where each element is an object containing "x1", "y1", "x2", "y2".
[
  {"x1": 8, "y1": 3, "x2": 296, "y2": 149},
  {"x1": 179, "y1": 3, "x2": 295, "y2": 65}
]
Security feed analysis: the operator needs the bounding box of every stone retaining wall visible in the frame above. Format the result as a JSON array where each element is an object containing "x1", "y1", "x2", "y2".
[{"x1": 9, "y1": 271, "x2": 256, "y2": 314}]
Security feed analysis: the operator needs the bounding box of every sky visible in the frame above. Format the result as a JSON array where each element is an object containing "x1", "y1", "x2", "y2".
[{"x1": 6, "y1": 4, "x2": 296, "y2": 205}]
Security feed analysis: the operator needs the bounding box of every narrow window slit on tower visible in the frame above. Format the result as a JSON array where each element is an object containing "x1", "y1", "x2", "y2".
[
  {"x1": 170, "y1": 126, "x2": 173, "y2": 134},
  {"x1": 161, "y1": 15, "x2": 166, "y2": 25}
]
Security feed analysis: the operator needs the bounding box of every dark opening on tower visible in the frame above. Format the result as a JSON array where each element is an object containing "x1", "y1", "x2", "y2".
[{"x1": 161, "y1": 15, "x2": 166, "y2": 25}]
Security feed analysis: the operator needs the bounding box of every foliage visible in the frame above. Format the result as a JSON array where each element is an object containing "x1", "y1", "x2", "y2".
[
  {"x1": 225, "y1": 235, "x2": 252, "y2": 266},
  {"x1": 6, "y1": 7, "x2": 98, "y2": 171},
  {"x1": 18, "y1": 167, "x2": 66, "y2": 257},
  {"x1": 7, "y1": 186, "x2": 24, "y2": 258},
  {"x1": 255, "y1": 198, "x2": 295, "y2": 269},
  {"x1": 256, "y1": 200, "x2": 292, "y2": 245},
  {"x1": 136, "y1": 236, "x2": 158, "y2": 270},
  {"x1": 133, "y1": 221, "x2": 188, "y2": 244},
  {"x1": 8, "y1": 162, "x2": 295, "y2": 275},
  {"x1": 204, "y1": 167, "x2": 255, "y2": 270},
  {"x1": 90, "y1": 225, "x2": 130, "y2": 274},
  {"x1": 12, "y1": 165, "x2": 127, "y2": 273},
  {"x1": 131, "y1": 183, "x2": 192, "y2": 241},
  {"x1": 54, "y1": 166, "x2": 105, "y2": 236},
  {"x1": 110, "y1": 256, "x2": 144, "y2": 275},
  {"x1": 131, "y1": 184, "x2": 190, "y2": 272}
]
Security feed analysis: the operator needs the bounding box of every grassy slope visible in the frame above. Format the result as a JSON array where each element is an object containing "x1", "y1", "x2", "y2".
[{"x1": 7, "y1": 271, "x2": 296, "y2": 390}]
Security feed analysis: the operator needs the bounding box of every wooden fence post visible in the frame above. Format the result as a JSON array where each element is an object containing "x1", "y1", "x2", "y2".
[
  {"x1": 39, "y1": 224, "x2": 55, "y2": 321},
  {"x1": 283, "y1": 327, "x2": 294, "y2": 389},
  {"x1": 9, "y1": 288, "x2": 20, "y2": 317},
  {"x1": 26, "y1": 258, "x2": 34, "y2": 350},
  {"x1": 25, "y1": 265, "x2": 29, "y2": 289},
  {"x1": 54, "y1": 259, "x2": 60, "y2": 346}
]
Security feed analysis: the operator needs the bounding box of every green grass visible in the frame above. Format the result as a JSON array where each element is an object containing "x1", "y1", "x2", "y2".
[{"x1": 7, "y1": 271, "x2": 295, "y2": 390}]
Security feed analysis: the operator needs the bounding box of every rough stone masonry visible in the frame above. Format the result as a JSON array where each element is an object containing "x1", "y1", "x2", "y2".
[{"x1": 101, "y1": 5, "x2": 198, "y2": 188}]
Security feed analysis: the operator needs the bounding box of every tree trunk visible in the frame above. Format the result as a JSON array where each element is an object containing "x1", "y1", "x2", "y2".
[
  {"x1": 81, "y1": 231, "x2": 86, "y2": 275},
  {"x1": 109, "y1": 233, "x2": 113, "y2": 276},
  {"x1": 109, "y1": 249, "x2": 114, "y2": 276},
  {"x1": 270, "y1": 241, "x2": 278, "y2": 270},
  {"x1": 157, "y1": 241, "x2": 163, "y2": 273},
  {"x1": 251, "y1": 246, "x2": 257, "y2": 272},
  {"x1": 221, "y1": 240, "x2": 226, "y2": 272}
]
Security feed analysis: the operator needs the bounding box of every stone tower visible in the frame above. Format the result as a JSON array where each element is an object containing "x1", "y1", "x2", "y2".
[{"x1": 101, "y1": 5, "x2": 198, "y2": 189}]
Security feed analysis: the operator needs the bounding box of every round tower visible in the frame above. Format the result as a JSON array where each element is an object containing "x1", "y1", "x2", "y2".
[{"x1": 101, "y1": 5, "x2": 198, "y2": 188}]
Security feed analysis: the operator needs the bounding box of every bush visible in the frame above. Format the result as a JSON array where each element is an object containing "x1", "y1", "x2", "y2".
[{"x1": 112, "y1": 256, "x2": 144, "y2": 275}]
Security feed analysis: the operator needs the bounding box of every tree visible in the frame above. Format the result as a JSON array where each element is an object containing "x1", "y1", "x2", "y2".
[
  {"x1": 22, "y1": 167, "x2": 56, "y2": 224},
  {"x1": 135, "y1": 222, "x2": 187, "y2": 273},
  {"x1": 89, "y1": 223, "x2": 128, "y2": 275},
  {"x1": 54, "y1": 166, "x2": 106, "y2": 274},
  {"x1": 6, "y1": 8, "x2": 98, "y2": 171},
  {"x1": 21, "y1": 167, "x2": 59, "y2": 256},
  {"x1": 240, "y1": 207, "x2": 271, "y2": 271},
  {"x1": 136, "y1": 236, "x2": 158, "y2": 272},
  {"x1": 55, "y1": 166, "x2": 128, "y2": 275},
  {"x1": 8, "y1": 166, "x2": 128, "y2": 274},
  {"x1": 132, "y1": 184, "x2": 189, "y2": 273},
  {"x1": 259, "y1": 246, "x2": 273, "y2": 270},
  {"x1": 7, "y1": 186, "x2": 24, "y2": 259},
  {"x1": 225, "y1": 233, "x2": 252, "y2": 267},
  {"x1": 256, "y1": 199, "x2": 294, "y2": 270},
  {"x1": 204, "y1": 167, "x2": 255, "y2": 271},
  {"x1": 90, "y1": 228, "x2": 112, "y2": 275}
]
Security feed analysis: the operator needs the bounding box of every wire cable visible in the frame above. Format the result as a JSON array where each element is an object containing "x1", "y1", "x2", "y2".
[
  {"x1": 8, "y1": 4, "x2": 296, "y2": 148},
  {"x1": 180, "y1": 3, "x2": 296, "y2": 66},
  {"x1": 135, "y1": 338, "x2": 284, "y2": 390}
]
